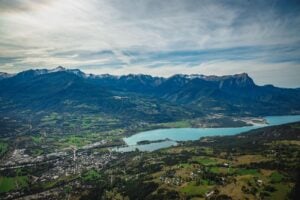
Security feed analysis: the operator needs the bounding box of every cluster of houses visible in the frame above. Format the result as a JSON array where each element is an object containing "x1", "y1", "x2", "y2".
[
  {"x1": 159, "y1": 175, "x2": 183, "y2": 186},
  {"x1": 1, "y1": 149, "x2": 42, "y2": 167},
  {"x1": 34, "y1": 151, "x2": 116, "y2": 184},
  {"x1": 0, "y1": 139, "x2": 119, "y2": 199},
  {"x1": 3, "y1": 149, "x2": 117, "y2": 184}
]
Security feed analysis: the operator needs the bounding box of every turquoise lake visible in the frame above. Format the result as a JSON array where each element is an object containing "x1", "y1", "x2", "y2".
[{"x1": 114, "y1": 115, "x2": 300, "y2": 152}]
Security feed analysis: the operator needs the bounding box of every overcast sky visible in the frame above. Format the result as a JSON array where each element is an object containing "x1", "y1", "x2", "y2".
[{"x1": 0, "y1": 0, "x2": 300, "y2": 87}]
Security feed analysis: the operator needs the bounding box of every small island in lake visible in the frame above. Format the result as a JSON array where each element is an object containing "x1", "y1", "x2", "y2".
[{"x1": 137, "y1": 138, "x2": 172, "y2": 145}]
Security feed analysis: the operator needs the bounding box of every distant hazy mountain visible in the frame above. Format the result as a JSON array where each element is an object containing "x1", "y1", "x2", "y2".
[
  {"x1": 0, "y1": 72, "x2": 14, "y2": 80},
  {"x1": 0, "y1": 67, "x2": 299, "y2": 121}
]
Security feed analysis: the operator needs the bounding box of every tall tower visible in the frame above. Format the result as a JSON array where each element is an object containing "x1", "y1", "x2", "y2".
[
  {"x1": 73, "y1": 148, "x2": 76, "y2": 162},
  {"x1": 71, "y1": 147, "x2": 77, "y2": 174}
]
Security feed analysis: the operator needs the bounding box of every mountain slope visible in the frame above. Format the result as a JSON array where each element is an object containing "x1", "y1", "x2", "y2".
[
  {"x1": 0, "y1": 68, "x2": 195, "y2": 126},
  {"x1": 0, "y1": 67, "x2": 299, "y2": 124}
]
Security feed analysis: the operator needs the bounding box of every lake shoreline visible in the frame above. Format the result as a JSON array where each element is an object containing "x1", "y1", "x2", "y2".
[
  {"x1": 122, "y1": 116, "x2": 268, "y2": 137},
  {"x1": 117, "y1": 115, "x2": 300, "y2": 152}
]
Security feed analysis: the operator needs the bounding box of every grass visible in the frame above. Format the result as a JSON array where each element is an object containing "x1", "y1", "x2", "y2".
[
  {"x1": 201, "y1": 147, "x2": 213, "y2": 155},
  {"x1": 31, "y1": 148, "x2": 44, "y2": 156},
  {"x1": 180, "y1": 181, "x2": 212, "y2": 197},
  {"x1": 194, "y1": 156, "x2": 218, "y2": 166},
  {"x1": 236, "y1": 168, "x2": 259, "y2": 176},
  {"x1": 267, "y1": 183, "x2": 292, "y2": 200},
  {"x1": 234, "y1": 154, "x2": 270, "y2": 165},
  {"x1": 41, "y1": 175, "x2": 78, "y2": 190},
  {"x1": 218, "y1": 182, "x2": 250, "y2": 200},
  {"x1": 270, "y1": 171, "x2": 284, "y2": 183},
  {"x1": 209, "y1": 167, "x2": 219, "y2": 173},
  {"x1": 158, "y1": 121, "x2": 191, "y2": 128},
  {"x1": 82, "y1": 169, "x2": 102, "y2": 182},
  {"x1": 271, "y1": 140, "x2": 300, "y2": 146},
  {"x1": 41, "y1": 180, "x2": 59, "y2": 189},
  {"x1": 58, "y1": 135, "x2": 91, "y2": 148},
  {"x1": 0, "y1": 176, "x2": 28, "y2": 193},
  {"x1": 67, "y1": 136, "x2": 87, "y2": 146},
  {"x1": 0, "y1": 142, "x2": 8, "y2": 156},
  {"x1": 41, "y1": 112, "x2": 61, "y2": 122},
  {"x1": 178, "y1": 163, "x2": 192, "y2": 168},
  {"x1": 200, "y1": 179, "x2": 215, "y2": 185},
  {"x1": 31, "y1": 135, "x2": 42, "y2": 144}
]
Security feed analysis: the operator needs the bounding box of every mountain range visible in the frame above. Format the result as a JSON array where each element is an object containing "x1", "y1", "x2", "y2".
[{"x1": 0, "y1": 67, "x2": 300, "y2": 131}]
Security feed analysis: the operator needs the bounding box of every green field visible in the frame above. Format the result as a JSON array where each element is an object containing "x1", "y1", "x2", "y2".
[
  {"x1": 31, "y1": 136, "x2": 42, "y2": 144},
  {"x1": 82, "y1": 169, "x2": 102, "y2": 182},
  {"x1": 158, "y1": 121, "x2": 191, "y2": 128},
  {"x1": 194, "y1": 156, "x2": 218, "y2": 166},
  {"x1": 0, "y1": 176, "x2": 28, "y2": 193},
  {"x1": 236, "y1": 168, "x2": 259, "y2": 176},
  {"x1": 270, "y1": 172, "x2": 284, "y2": 183},
  {"x1": 180, "y1": 181, "x2": 212, "y2": 197},
  {"x1": 0, "y1": 142, "x2": 8, "y2": 156},
  {"x1": 268, "y1": 183, "x2": 292, "y2": 200}
]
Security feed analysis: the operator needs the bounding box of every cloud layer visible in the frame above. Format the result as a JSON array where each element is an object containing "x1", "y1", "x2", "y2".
[{"x1": 0, "y1": 0, "x2": 300, "y2": 87}]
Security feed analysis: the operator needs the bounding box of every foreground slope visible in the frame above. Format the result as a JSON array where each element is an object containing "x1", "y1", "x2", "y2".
[
  {"x1": 0, "y1": 121, "x2": 299, "y2": 199},
  {"x1": 80, "y1": 122, "x2": 300, "y2": 200}
]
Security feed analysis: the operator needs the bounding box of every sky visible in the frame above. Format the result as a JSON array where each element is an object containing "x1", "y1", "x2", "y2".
[{"x1": 0, "y1": 0, "x2": 300, "y2": 88}]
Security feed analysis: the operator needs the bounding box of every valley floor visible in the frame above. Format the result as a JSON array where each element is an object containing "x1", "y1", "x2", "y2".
[{"x1": 0, "y1": 122, "x2": 299, "y2": 200}]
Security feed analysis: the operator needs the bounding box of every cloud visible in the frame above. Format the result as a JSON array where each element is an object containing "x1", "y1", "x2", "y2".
[
  {"x1": 0, "y1": 0, "x2": 300, "y2": 87},
  {"x1": 79, "y1": 59, "x2": 299, "y2": 88},
  {"x1": 0, "y1": 0, "x2": 51, "y2": 12}
]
